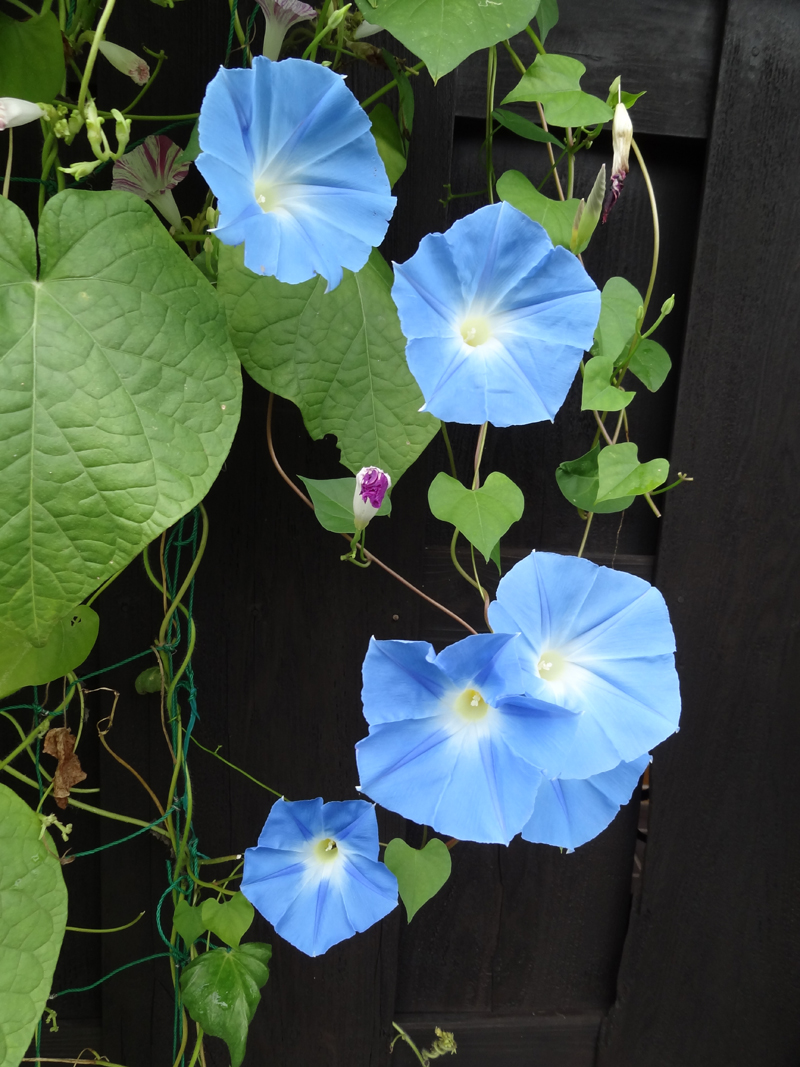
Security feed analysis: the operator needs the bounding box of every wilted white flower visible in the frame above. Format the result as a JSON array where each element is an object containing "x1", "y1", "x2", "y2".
[
  {"x1": 0, "y1": 97, "x2": 45, "y2": 131},
  {"x1": 97, "y1": 40, "x2": 150, "y2": 86}
]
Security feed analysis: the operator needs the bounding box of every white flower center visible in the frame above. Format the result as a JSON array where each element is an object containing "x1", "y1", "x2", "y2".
[
  {"x1": 453, "y1": 687, "x2": 490, "y2": 721},
  {"x1": 537, "y1": 649, "x2": 566, "y2": 682},
  {"x1": 314, "y1": 837, "x2": 340, "y2": 863},
  {"x1": 460, "y1": 315, "x2": 492, "y2": 347},
  {"x1": 254, "y1": 178, "x2": 281, "y2": 214}
]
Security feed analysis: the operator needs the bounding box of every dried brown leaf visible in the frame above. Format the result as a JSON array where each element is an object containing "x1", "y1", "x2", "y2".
[{"x1": 43, "y1": 726, "x2": 87, "y2": 809}]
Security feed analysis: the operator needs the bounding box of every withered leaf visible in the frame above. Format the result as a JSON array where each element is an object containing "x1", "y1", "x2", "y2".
[{"x1": 43, "y1": 727, "x2": 87, "y2": 809}]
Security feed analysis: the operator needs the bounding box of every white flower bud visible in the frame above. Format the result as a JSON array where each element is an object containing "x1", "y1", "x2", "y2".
[
  {"x1": 611, "y1": 101, "x2": 633, "y2": 178},
  {"x1": 0, "y1": 97, "x2": 45, "y2": 131},
  {"x1": 353, "y1": 467, "x2": 391, "y2": 530},
  {"x1": 97, "y1": 40, "x2": 150, "y2": 86}
]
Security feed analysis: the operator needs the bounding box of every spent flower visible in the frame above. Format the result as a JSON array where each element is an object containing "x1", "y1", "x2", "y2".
[
  {"x1": 112, "y1": 135, "x2": 190, "y2": 229},
  {"x1": 391, "y1": 202, "x2": 601, "y2": 426},
  {"x1": 196, "y1": 56, "x2": 395, "y2": 290},
  {"x1": 241, "y1": 798, "x2": 398, "y2": 956},
  {"x1": 97, "y1": 40, "x2": 150, "y2": 85},
  {"x1": 602, "y1": 100, "x2": 633, "y2": 223}
]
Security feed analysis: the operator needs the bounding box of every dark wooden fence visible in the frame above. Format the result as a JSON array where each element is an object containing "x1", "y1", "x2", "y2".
[{"x1": 10, "y1": 0, "x2": 800, "y2": 1064}]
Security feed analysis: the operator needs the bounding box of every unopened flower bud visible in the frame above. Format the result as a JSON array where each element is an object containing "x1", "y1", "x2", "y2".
[
  {"x1": 97, "y1": 40, "x2": 150, "y2": 86},
  {"x1": 111, "y1": 108, "x2": 132, "y2": 156},
  {"x1": 661, "y1": 294, "x2": 675, "y2": 316},
  {"x1": 602, "y1": 100, "x2": 633, "y2": 224},
  {"x1": 353, "y1": 466, "x2": 391, "y2": 530},
  {"x1": 0, "y1": 97, "x2": 45, "y2": 131}
]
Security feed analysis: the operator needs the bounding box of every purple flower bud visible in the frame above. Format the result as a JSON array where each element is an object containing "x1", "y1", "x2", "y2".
[{"x1": 353, "y1": 466, "x2": 391, "y2": 529}]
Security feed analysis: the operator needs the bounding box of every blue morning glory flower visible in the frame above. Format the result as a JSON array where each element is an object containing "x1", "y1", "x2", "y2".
[
  {"x1": 391, "y1": 202, "x2": 601, "y2": 426},
  {"x1": 196, "y1": 57, "x2": 395, "y2": 290},
  {"x1": 521, "y1": 753, "x2": 650, "y2": 850},
  {"x1": 355, "y1": 633, "x2": 580, "y2": 844},
  {"x1": 240, "y1": 798, "x2": 398, "y2": 957},
  {"x1": 488, "y1": 552, "x2": 680, "y2": 781}
]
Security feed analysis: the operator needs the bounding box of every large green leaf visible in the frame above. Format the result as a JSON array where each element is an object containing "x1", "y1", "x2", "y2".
[
  {"x1": 0, "y1": 12, "x2": 65, "y2": 103},
  {"x1": 0, "y1": 606, "x2": 99, "y2": 701},
  {"x1": 180, "y1": 943, "x2": 272, "y2": 1067},
  {"x1": 628, "y1": 339, "x2": 671, "y2": 392},
  {"x1": 496, "y1": 170, "x2": 580, "y2": 250},
  {"x1": 581, "y1": 354, "x2": 635, "y2": 412},
  {"x1": 0, "y1": 784, "x2": 68, "y2": 1067},
  {"x1": 354, "y1": 0, "x2": 540, "y2": 82},
  {"x1": 428, "y1": 471, "x2": 524, "y2": 562},
  {"x1": 219, "y1": 246, "x2": 439, "y2": 484},
  {"x1": 596, "y1": 443, "x2": 668, "y2": 502},
  {"x1": 592, "y1": 277, "x2": 642, "y2": 361},
  {"x1": 0, "y1": 190, "x2": 241, "y2": 645},
  {"x1": 384, "y1": 838, "x2": 451, "y2": 922},
  {"x1": 502, "y1": 54, "x2": 613, "y2": 128},
  {"x1": 298, "y1": 475, "x2": 391, "y2": 534}
]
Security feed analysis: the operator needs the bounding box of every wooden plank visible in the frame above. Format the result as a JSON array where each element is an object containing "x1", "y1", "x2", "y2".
[
  {"x1": 392, "y1": 1012, "x2": 602, "y2": 1066},
  {"x1": 454, "y1": 0, "x2": 724, "y2": 138},
  {"x1": 598, "y1": 2, "x2": 800, "y2": 1063}
]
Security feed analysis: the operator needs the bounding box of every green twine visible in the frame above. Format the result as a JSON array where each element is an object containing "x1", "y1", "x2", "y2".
[
  {"x1": 49, "y1": 953, "x2": 175, "y2": 998},
  {"x1": 68, "y1": 808, "x2": 175, "y2": 860}
]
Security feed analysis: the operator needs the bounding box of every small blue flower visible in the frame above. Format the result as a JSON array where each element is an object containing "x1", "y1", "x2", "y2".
[
  {"x1": 196, "y1": 57, "x2": 395, "y2": 290},
  {"x1": 391, "y1": 202, "x2": 601, "y2": 426},
  {"x1": 355, "y1": 633, "x2": 580, "y2": 844},
  {"x1": 521, "y1": 753, "x2": 650, "y2": 850},
  {"x1": 488, "y1": 552, "x2": 680, "y2": 780},
  {"x1": 241, "y1": 798, "x2": 398, "y2": 957}
]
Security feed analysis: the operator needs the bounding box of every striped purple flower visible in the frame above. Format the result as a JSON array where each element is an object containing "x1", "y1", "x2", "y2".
[{"x1": 112, "y1": 135, "x2": 190, "y2": 230}]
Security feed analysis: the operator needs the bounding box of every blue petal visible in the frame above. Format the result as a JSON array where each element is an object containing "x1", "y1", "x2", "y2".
[
  {"x1": 197, "y1": 57, "x2": 394, "y2": 289},
  {"x1": 435, "y1": 631, "x2": 522, "y2": 702},
  {"x1": 255, "y1": 796, "x2": 323, "y2": 849},
  {"x1": 521, "y1": 753, "x2": 650, "y2": 849},
  {"x1": 391, "y1": 202, "x2": 600, "y2": 426},
  {"x1": 356, "y1": 715, "x2": 542, "y2": 844},
  {"x1": 494, "y1": 694, "x2": 580, "y2": 776},
  {"x1": 361, "y1": 639, "x2": 449, "y2": 724}
]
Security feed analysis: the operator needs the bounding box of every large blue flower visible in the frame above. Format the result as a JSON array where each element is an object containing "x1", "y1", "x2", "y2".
[
  {"x1": 391, "y1": 202, "x2": 601, "y2": 426},
  {"x1": 240, "y1": 798, "x2": 398, "y2": 957},
  {"x1": 521, "y1": 753, "x2": 650, "y2": 850},
  {"x1": 355, "y1": 633, "x2": 580, "y2": 844},
  {"x1": 488, "y1": 552, "x2": 681, "y2": 780},
  {"x1": 196, "y1": 57, "x2": 395, "y2": 290}
]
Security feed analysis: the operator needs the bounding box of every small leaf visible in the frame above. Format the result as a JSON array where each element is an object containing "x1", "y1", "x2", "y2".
[
  {"x1": 573, "y1": 164, "x2": 606, "y2": 252},
  {"x1": 496, "y1": 169, "x2": 580, "y2": 250},
  {"x1": 369, "y1": 103, "x2": 407, "y2": 188},
  {"x1": 177, "y1": 120, "x2": 201, "y2": 165},
  {"x1": 200, "y1": 893, "x2": 255, "y2": 949},
  {"x1": 606, "y1": 76, "x2": 646, "y2": 110},
  {"x1": 384, "y1": 838, "x2": 451, "y2": 922},
  {"x1": 0, "y1": 606, "x2": 99, "y2": 701},
  {"x1": 555, "y1": 445, "x2": 635, "y2": 514},
  {"x1": 535, "y1": 0, "x2": 558, "y2": 44},
  {"x1": 581, "y1": 355, "x2": 636, "y2": 412},
  {"x1": 180, "y1": 943, "x2": 272, "y2": 1067},
  {"x1": 0, "y1": 785, "x2": 68, "y2": 1067},
  {"x1": 501, "y1": 54, "x2": 613, "y2": 128},
  {"x1": 492, "y1": 108, "x2": 564, "y2": 148},
  {"x1": 596, "y1": 443, "x2": 669, "y2": 502},
  {"x1": 135, "y1": 666, "x2": 163, "y2": 695},
  {"x1": 628, "y1": 339, "x2": 672, "y2": 392},
  {"x1": 174, "y1": 899, "x2": 207, "y2": 947},
  {"x1": 298, "y1": 476, "x2": 391, "y2": 534},
  {"x1": 592, "y1": 277, "x2": 642, "y2": 361},
  {"x1": 0, "y1": 11, "x2": 65, "y2": 103},
  {"x1": 428, "y1": 471, "x2": 524, "y2": 562}
]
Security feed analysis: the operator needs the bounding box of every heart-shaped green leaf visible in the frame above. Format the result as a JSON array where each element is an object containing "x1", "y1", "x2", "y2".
[
  {"x1": 606, "y1": 76, "x2": 646, "y2": 110},
  {"x1": 219, "y1": 246, "x2": 438, "y2": 484},
  {"x1": 428, "y1": 472, "x2": 524, "y2": 562},
  {"x1": 428, "y1": 472, "x2": 523, "y2": 561},
  {"x1": 0, "y1": 11, "x2": 65, "y2": 103},
  {"x1": 298, "y1": 476, "x2": 391, "y2": 534},
  {"x1": 596, "y1": 443, "x2": 669, "y2": 502},
  {"x1": 555, "y1": 445, "x2": 635, "y2": 514},
  {"x1": 0, "y1": 190, "x2": 241, "y2": 645},
  {"x1": 384, "y1": 838, "x2": 451, "y2": 922},
  {"x1": 200, "y1": 894, "x2": 255, "y2": 950},
  {"x1": 502, "y1": 54, "x2": 613, "y2": 128},
  {"x1": 592, "y1": 277, "x2": 642, "y2": 361},
  {"x1": 354, "y1": 0, "x2": 541, "y2": 83},
  {"x1": 0, "y1": 606, "x2": 99, "y2": 700},
  {"x1": 173, "y1": 898, "x2": 208, "y2": 947},
  {"x1": 180, "y1": 943, "x2": 272, "y2": 1067},
  {"x1": 581, "y1": 355, "x2": 636, "y2": 412},
  {"x1": 628, "y1": 339, "x2": 672, "y2": 392},
  {"x1": 497, "y1": 170, "x2": 581, "y2": 251},
  {"x1": 0, "y1": 785, "x2": 68, "y2": 1067}
]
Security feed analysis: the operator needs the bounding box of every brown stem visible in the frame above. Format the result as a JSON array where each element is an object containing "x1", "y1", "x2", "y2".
[{"x1": 265, "y1": 393, "x2": 478, "y2": 636}]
